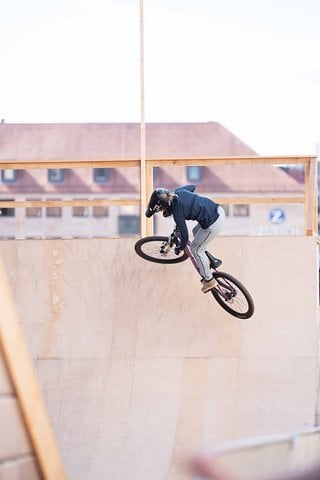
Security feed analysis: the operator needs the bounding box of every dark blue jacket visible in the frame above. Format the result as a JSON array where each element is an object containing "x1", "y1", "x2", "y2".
[{"x1": 172, "y1": 185, "x2": 220, "y2": 250}]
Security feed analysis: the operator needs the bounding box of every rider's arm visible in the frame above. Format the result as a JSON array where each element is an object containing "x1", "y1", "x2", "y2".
[{"x1": 173, "y1": 212, "x2": 189, "y2": 250}]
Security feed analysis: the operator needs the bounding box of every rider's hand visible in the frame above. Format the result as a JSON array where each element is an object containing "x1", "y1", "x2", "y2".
[{"x1": 174, "y1": 246, "x2": 181, "y2": 255}]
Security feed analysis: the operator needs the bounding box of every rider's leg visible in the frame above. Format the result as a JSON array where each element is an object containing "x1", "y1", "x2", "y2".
[
  {"x1": 191, "y1": 207, "x2": 225, "y2": 291},
  {"x1": 191, "y1": 227, "x2": 215, "y2": 280}
]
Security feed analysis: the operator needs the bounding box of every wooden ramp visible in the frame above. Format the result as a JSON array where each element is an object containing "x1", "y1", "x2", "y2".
[
  {"x1": 0, "y1": 236, "x2": 317, "y2": 480},
  {"x1": 0, "y1": 257, "x2": 66, "y2": 480}
]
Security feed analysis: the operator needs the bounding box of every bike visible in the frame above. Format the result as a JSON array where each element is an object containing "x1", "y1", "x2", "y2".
[{"x1": 134, "y1": 228, "x2": 254, "y2": 319}]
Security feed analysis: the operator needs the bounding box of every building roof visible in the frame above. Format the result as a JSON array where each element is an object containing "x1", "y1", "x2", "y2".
[
  {"x1": 0, "y1": 122, "x2": 256, "y2": 160},
  {"x1": 0, "y1": 122, "x2": 303, "y2": 194}
]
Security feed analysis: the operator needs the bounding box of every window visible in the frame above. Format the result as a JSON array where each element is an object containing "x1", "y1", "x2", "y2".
[
  {"x1": 222, "y1": 205, "x2": 230, "y2": 217},
  {"x1": 46, "y1": 201, "x2": 62, "y2": 217},
  {"x1": 1, "y1": 169, "x2": 17, "y2": 183},
  {"x1": 233, "y1": 204, "x2": 249, "y2": 217},
  {"x1": 93, "y1": 206, "x2": 109, "y2": 217},
  {"x1": 187, "y1": 166, "x2": 202, "y2": 182},
  {"x1": 118, "y1": 215, "x2": 140, "y2": 234},
  {"x1": 153, "y1": 167, "x2": 160, "y2": 181},
  {"x1": 0, "y1": 199, "x2": 15, "y2": 217},
  {"x1": 93, "y1": 168, "x2": 109, "y2": 183},
  {"x1": 26, "y1": 200, "x2": 42, "y2": 218},
  {"x1": 48, "y1": 169, "x2": 64, "y2": 183},
  {"x1": 73, "y1": 205, "x2": 89, "y2": 217}
]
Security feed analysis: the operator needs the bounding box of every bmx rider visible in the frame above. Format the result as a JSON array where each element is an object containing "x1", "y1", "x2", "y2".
[{"x1": 145, "y1": 184, "x2": 225, "y2": 293}]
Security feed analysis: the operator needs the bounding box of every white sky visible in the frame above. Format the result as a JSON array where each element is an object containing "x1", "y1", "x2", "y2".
[{"x1": 0, "y1": 0, "x2": 319, "y2": 155}]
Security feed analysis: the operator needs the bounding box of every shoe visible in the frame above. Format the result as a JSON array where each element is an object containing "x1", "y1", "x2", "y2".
[{"x1": 201, "y1": 277, "x2": 217, "y2": 293}]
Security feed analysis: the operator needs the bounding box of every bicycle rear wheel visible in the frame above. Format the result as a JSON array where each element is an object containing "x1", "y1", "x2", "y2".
[
  {"x1": 134, "y1": 236, "x2": 188, "y2": 264},
  {"x1": 211, "y1": 271, "x2": 254, "y2": 319}
]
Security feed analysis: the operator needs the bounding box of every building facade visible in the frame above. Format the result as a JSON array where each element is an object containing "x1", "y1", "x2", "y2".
[{"x1": 0, "y1": 122, "x2": 304, "y2": 239}]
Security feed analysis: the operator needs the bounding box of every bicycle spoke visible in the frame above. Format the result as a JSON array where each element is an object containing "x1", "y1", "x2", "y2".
[
  {"x1": 215, "y1": 282, "x2": 248, "y2": 313},
  {"x1": 140, "y1": 240, "x2": 176, "y2": 259},
  {"x1": 135, "y1": 236, "x2": 188, "y2": 264},
  {"x1": 211, "y1": 272, "x2": 254, "y2": 319},
  {"x1": 216, "y1": 288, "x2": 249, "y2": 313}
]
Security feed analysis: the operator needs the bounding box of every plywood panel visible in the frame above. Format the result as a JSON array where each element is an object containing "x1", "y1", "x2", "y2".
[
  {"x1": 0, "y1": 237, "x2": 318, "y2": 480},
  {"x1": 0, "y1": 398, "x2": 32, "y2": 460},
  {"x1": 0, "y1": 456, "x2": 41, "y2": 480},
  {"x1": 0, "y1": 348, "x2": 13, "y2": 394}
]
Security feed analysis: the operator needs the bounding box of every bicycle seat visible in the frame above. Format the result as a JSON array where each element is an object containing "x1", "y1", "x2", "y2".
[{"x1": 206, "y1": 251, "x2": 222, "y2": 269}]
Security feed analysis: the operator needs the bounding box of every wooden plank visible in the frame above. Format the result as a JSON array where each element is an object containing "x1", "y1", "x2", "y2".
[
  {"x1": 0, "y1": 199, "x2": 140, "y2": 208},
  {"x1": 139, "y1": 154, "x2": 147, "y2": 240},
  {"x1": 0, "y1": 197, "x2": 304, "y2": 210},
  {"x1": 0, "y1": 455, "x2": 41, "y2": 480},
  {"x1": 0, "y1": 348, "x2": 13, "y2": 394},
  {"x1": 305, "y1": 159, "x2": 317, "y2": 235},
  {"x1": 305, "y1": 162, "x2": 310, "y2": 236},
  {"x1": 0, "y1": 397, "x2": 33, "y2": 459},
  {"x1": 0, "y1": 155, "x2": 314, "y2": 169},
  {"x1": 313, "y1": 159, "x2": 319, "y2": 233},
  {"x1": 145, "y1": 162, "x2": 154, "y2": 236},
  {"x1": 139, "y1": 0, "x2": 147, "y2": 237},
  {"x1": 147, "y1": 156, "x2": 314, "y2": 167},
  {"x1": 0, "y1": 160, "x2": 140, "y2": 169},
  {"x1": 0, "y1": 257, "x2": 67, "y2": 480},
  {"x1": 215, "y1": 196, "x2": 305, "y2": 205},
  {"x1": 139, "y1": 157, "x2": 147, "y2": 237}
]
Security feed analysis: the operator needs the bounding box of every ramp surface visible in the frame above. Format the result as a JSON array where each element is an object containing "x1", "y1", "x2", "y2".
[{"x1": 0, "y1": 236, "x2": 318, "y2": 480}]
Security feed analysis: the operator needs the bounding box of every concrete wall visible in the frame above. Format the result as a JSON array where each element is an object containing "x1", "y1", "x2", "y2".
[{"x1": 0, "y1": 236, "x2": 318, "y2": 480}]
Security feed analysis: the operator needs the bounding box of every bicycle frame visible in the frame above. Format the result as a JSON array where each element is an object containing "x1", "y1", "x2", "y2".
[
  {"x1": 171, "y1": 229, "x2": 217, "y2": 276},
  {"x1": 184, "y1": 241, "x2": 202, "y2": 275},
  {"x1": 181, "y1": 239, "x2": 234, "y2": 303}
]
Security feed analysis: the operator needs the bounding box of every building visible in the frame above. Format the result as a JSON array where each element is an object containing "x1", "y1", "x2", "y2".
[{"x1": 0, "y1": 122, "x2": 304, "y2": 238}]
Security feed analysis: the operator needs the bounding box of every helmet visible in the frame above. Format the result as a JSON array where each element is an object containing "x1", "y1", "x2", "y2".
[{"x1": 145, "y1": 188, "x2": 172, "y2": 218}]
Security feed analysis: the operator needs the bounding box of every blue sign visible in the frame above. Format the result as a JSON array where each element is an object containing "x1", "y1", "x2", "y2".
[{"x1": 269, "y1": 208, "x2": 286, "y2": 224}]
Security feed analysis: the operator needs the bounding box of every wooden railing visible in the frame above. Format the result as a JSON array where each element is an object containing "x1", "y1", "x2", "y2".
[{"x1": 0, "y1": 155, "x2": 317, "y2": 237}]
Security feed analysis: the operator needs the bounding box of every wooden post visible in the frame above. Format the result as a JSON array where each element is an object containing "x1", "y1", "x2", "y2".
[
  {"x1": 146, "y1": 160, "x2": 154, "y2": 236},
  {"x1": 305, "y1": 158, "x2": 317, "y2": 235},
  {"x1": 313, "y1": 158, "x2": 319, "y2": 234},
  {"x1": 0, "y1": 257, "x2": 67, "y2": 480},
  {"x1": 139, "y1": 0, "x2": 147, "y2": 237}
]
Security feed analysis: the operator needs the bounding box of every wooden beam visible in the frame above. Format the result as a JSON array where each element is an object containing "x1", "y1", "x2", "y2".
[
  {"x1": 313, "y1": 160, "x2": 319, "y2": 233},
  {"x1": 0, "y1": 160, "x2": 140, "y2": 169},
  {"x1": 0, "y1": 196, "x2": 304, "y2": 210},
  {"x1": 215, "y1": 196, "x2": 305, "y2": 205},
  {"x1": 0, "y1": 155, "x2": 314, "y2": 169},
  {"x1": 145, "y1": 162, "x2": 154, "y2": 236},
  {"x1": 147, "y1": 156, "x2": 314, "y2": 167},
  {"x1": 0, "y1": 199, "x2": 140, "y2": 208},
  {"x1": 305, "y1": 158, "x2": 317, "y2": 235},
  {"x1": 139, "y1": 0, "x2": 147, "y2": 237},
  {"x1": 0, "y1": 257, "x2": 67, "y2": 480}
]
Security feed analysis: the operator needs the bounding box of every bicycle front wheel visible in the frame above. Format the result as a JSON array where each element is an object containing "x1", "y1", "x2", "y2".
[
  {"x1": 134, "y1": 236, "x2": 188, "y2": 264},
  {"x1": 211, "y1": 271, "x2": 254, "y2": 319}
]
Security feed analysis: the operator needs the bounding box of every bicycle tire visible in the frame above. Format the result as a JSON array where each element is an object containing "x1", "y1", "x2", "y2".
[
  {"x1": 211, "y1": 271, "x2": 254, "y2": 319},
  {"x1": 134, "y1": 236, "x2": 189, "y2": 264}
]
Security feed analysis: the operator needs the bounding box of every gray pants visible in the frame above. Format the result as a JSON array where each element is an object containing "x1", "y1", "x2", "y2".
[{"x1": 190, "y1": 205, "x2": 225, "y2": 281}]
